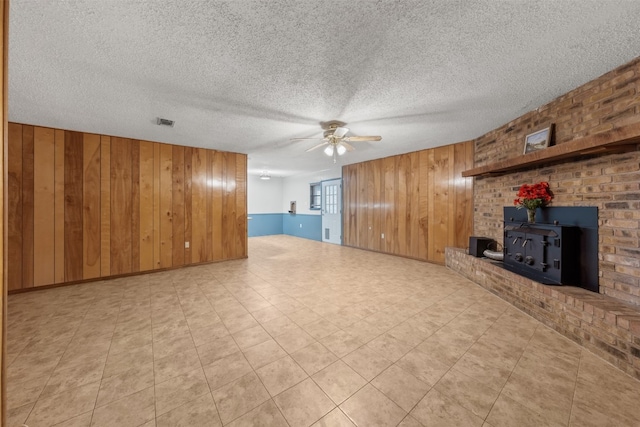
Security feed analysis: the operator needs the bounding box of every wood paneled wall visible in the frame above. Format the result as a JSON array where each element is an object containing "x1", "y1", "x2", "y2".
[
  {"x1": 342, "y1": 142, "x2": 474, "y2": 264},
  {"x1": 2, "y1": 1, "x2": 9, "y2": 422},
  {"x1": 7, "y1": 123, "x2": 247, "y2": 291}
]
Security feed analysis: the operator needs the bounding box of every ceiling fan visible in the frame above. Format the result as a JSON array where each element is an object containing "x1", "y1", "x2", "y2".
[{"x1": 291, "y1": 122, "x2": 382, "y2": 163}]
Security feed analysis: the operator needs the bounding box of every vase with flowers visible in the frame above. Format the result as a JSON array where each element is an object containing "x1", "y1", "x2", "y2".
[{"x1": 513, "y1": 182, "x2": 554, "y2": 223}]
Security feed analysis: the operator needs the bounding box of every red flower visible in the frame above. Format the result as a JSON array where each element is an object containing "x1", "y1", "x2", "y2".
[{"x1": 514, "y1": 182, "x2": 553, "y2": 210}]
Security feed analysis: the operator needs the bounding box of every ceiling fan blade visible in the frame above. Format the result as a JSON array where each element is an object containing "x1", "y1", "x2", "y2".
[
  {"x1": 305, "y1": 142, "x2": 329, "y2": 152},
  {"x1": 333, "y1": 127, "x2": 349, "y2": 138},
  {"x1": 290, "y1": 137, "x2": 325, "y2": 141},
  {"x1": 343, "y1": 135, "x2": 382, "y2": 142},
  {"x1": 341, "y1": 141, "x2": 356, "y2": 152}
]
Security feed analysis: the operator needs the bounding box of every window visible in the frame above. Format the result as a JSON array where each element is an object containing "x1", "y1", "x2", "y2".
[{"x1": 310, "y1": 183, "x2": 321, "y2": 210}]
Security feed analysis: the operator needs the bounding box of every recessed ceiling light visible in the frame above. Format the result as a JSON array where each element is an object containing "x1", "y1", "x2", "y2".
[{"x1": 260, "y1": 171, "x2": 271, "y2": 180}]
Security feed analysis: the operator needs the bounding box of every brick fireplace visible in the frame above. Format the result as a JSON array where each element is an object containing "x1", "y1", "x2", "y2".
[{"x1": 446, "y1": 56, "x2": 640, "y2": 379}]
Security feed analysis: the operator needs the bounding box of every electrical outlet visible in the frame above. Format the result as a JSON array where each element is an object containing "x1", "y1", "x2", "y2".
[
  {"x1": 381, "y1": 233, "x2": 385, "y2": 239},
  {"x1": 185, "y1": 241, "x2": 190, "y2": 248}
]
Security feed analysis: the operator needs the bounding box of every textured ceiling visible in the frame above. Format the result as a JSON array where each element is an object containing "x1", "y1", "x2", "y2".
[{"x1": 9, "y1": 1, "x2": 640, "y2": 177}]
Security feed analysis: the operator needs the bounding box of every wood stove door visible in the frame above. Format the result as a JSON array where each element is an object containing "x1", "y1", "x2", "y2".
[{"x1": 524, "y1": 234, "x2": 545, "y2": 272}]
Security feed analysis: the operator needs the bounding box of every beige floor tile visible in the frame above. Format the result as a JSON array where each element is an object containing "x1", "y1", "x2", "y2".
[
  {"x1": 371, "y1": 364, "x2": 430, "y2": 412},
  {"x1": 52, "y1": 411, "x2": 92, "y2": 427},
  {"x1": 251, "y1": 306, "x2": 285, "y2": 324},
  {"x1": 103, "y1": 344, "x2": 153, "y2": 378},
  {"x1": 320, "y1": 330, "x2": 364, "y2": 358},
  {"x1": 226, "y1": 399, "x2": 289, "y2": 427},
  {"x1": 96, "y1": 363, "x2": 154, "y2": 408},
  {"x1": 152, "y1": 333, "x2": 195, "y2": 360},
  {"x1": 302, "y1": 318, "x2": 341, "y2": 340},
  {"x1": 342, "y1": 345, "x2": 392, "y2": 381},
  {"x1": 6, "y1": 374, "x2": 48, "y2": 409},
  {"x1": 155, "y1": 368, "x2": 210, "y2": 416},
  {"x1": 256, "y1": 355, "x2": 308, "y2": 397},
  {"x1": 274, "y1": 378, "x2": 335, "y2": 427},
  {"x1": 367, "y1": 333, "x2": 415, "y2": 362},
  {"x1": 312, "y1": 360, "x2": 367, "y2": 405},
  {"x1": 397, "y1": 349, "x2": 451, "y2": 386},
  {"x1": 152, "y1": 319, "x2": 191, "y2": 343},
  {"x1": 340, "y1": 383, "x2": 407, "y2": 427},
  {"x1": 109, "y1": 330, "x2": 153, "y2": 355},
  {"x1": 242, "y1": 339, "x2": 288, "y2": 369},
  {"x1": 452, "y1": 350, "x2": 513, "y2": 392},
  {"x1": 211, "y1": 372, "x2": 271, "y2": 424},
  {"x1": 342, "y1": 319, "x2": 385, "y2": 343},
  {"x1": 262, "y1": 316, "x2": 300, "y2": 337},
  {"x1": 434, "y1": 368, "x2": 500, "y2": 419},
  {"x1": 274, "y1": 327, "x2": 316, "y2": 353},
  {"x1": 396, "y1": 415, "x2": 424, "y2": 427},
  {"x1": 410, "y1": 388, "x2": 484, "y2": 427},
  {"x1": 189, "y1": 322, "x2": 230, "y2": 347},
  {"x1": 196, "y1": 335, "x2": 240, "y2": 366},
  {"x1": 232, "y1": 324, "x2": 272, "y2": 349},
  {"x1": 414, "y1": 326, "x2": 476, "y2": 366},
  {"x1": 291, "y1": 341, "x2": 339, "y2": 375},
  {"x1": 26, "y1": 381, "x2": 100, "y2": 427},
  {"x1": 486, "y1": 393, "x2": 563, "y2": 427},
  {"x1": 223, "y1": 312, "x2": 260, "y2": 334},
  {"x1": 156, "y1": 392, "x2": 221, "y2": 427},
  {"x1": 203, "y1": 351, "x2": 253, "y2": 391},
  {"x1": 312, "y1": 407, "x2": 356, "y2": 427},
  {"x1": 154, "y1": 347, "x2": 202, "y2": 383},
  {"x1": 288, "y1": 307, "x2": 322, "y2": 326},
  {"x1": 7, "y1": 402, "x2": 34, "y2": 427},
  {"x1": 90, "y1": 386, "x2": 155, "y2": 427}
]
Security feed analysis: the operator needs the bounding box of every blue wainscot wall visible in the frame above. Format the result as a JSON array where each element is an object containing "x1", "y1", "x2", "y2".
[{"x1": 248, "y1": 213, "x2": 322, "y2": 242}]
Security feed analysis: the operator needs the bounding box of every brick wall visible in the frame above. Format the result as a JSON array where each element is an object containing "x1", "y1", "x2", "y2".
[{"x1": 473, "y1": 56, "x2": 640, "y2": 306}]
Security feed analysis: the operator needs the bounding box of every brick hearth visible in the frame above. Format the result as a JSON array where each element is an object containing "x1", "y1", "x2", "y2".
[{"x1": 446, "y1": 247, "x2": 640, "y2": 379}]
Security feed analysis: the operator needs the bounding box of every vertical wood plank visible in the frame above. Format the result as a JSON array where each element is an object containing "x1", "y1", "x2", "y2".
[
  {"x1": 159, "y1": 144, "x2": 173, "y2": 268},
  {"x1": 235, "y1": 153, "x2": 247, "y2": 258},
  {"x1": 22, "y1": 125, "x2": 35, "y2": 287},
  {"x1": 110, "y1": 137, "x2": 132, "y2": 275},
  {"x1": 7, "y1": 123, "x2": 23, "y2": 290},
  {"x1": 172, "y1": 145, "x2": 185, "y2": 266},
  {"x1": 409, "y1": 152, "x2": 420, "y2": 258},
  {"x1": 139, "y1": 141, "x2": 155, "y2": 271},
  {"x1": 432, "y1": 146, "x2": 450, "y2": 263},
  {"x1": 184, "y1": 147, "x2": 193, "y2": 264},
  {"x1": 55, "y1": 130, "x2": 66, "y2": 282},
  {"x1": 33, "y1": 127, "x2": 56, "y2": 286},
  {"x1": 357, "y1": 162, "x2": 367, "y2": 249},
  {"x1": 153, "y1": 142, "x2": 161, "y2": 269},
  {"x1": 366, "y1": 161, "x2": 375, "y2": 250},
  {"x1": 100, "y1": 136, "x2": 111, "y2": 277},
  {"x1": 348, "y1": 165, "x2": 358, "y2": 246},
  {"x1": 82, "y1": 133, "x2": 101, "y2": 280},
  {"x1": 426, "y1": 150, "x2": 436, "y2": 261},
  {"x1": 211, "y1": 150, "x2": 224, "y2": 261},
  {"x1": 383, "y1": 156, "x2": 395, "y2": 254},
  {"x1": 418, "y1": 150, "x2": 429, "y2": 260},
  {"x1": 396, "y1": 154, "x2": 408, "y2": 256},
  {"x1": 130, "y1": 140, "x2": 140, "y2": 272},
  {"x1": 191, "y1": 148, "x2": 207, "y2": 262},
  {"x1": 222, "y1": 152, "x2": 237, "y2": 259},
  {"x1": 206, "y1": 150, "x2": 214, "y2": 261},
  {"x1": 1, "y1": 7, "x2": 8, "y2": 416},
  {"x1": 372, "y1": 159, "x2": 382, "y2": 252},
  {"x1": 64, "y1": 130, "x2": 84, "y2": 281}
]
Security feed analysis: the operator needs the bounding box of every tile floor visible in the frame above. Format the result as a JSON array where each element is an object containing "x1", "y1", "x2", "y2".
[{"x1": 7, "y1": 235, "x2": 640, "y2": 427}]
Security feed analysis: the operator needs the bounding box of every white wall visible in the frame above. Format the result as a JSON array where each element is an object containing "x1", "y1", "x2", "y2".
[
  {"x1": 282, "y1": 165, "x2": 342, "y2": 215},
  {"x1": 248, "y1": 175, "x2": 284, "y2": 213}
]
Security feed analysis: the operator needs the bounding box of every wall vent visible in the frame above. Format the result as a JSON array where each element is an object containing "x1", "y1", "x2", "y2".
[{"x1": 156, "y1": 117, "x2": 175, "y2": 127}]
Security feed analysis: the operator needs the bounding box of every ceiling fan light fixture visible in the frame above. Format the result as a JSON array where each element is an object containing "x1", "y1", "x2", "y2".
[
  {"x1": 260, "y1": 171, "x2": 271, "y2": 180},
  {"x1": 336, "y1": 144, "x2": 347, "y2": 155},
  {"x1": 324, "y1": 145, "x2": 334, "y2": 156}
]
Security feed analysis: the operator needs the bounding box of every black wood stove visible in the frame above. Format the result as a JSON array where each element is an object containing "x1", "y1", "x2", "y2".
[
  {"x1": 503, "y1": 222, "x2": 579, "y2": 285},
  {"x1": 502, "y1": 206, "x2": 599, "y2": 292}
]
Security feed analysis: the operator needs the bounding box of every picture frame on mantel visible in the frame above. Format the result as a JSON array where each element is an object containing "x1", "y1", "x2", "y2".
[{"x1": 524, "y1": 124, "x2": 554, "y2": 154}]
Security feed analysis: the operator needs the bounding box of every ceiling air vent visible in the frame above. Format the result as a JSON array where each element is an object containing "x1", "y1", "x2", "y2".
[{"x1": 156, "y1": 117, "x2": 175, "y2": 127}]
